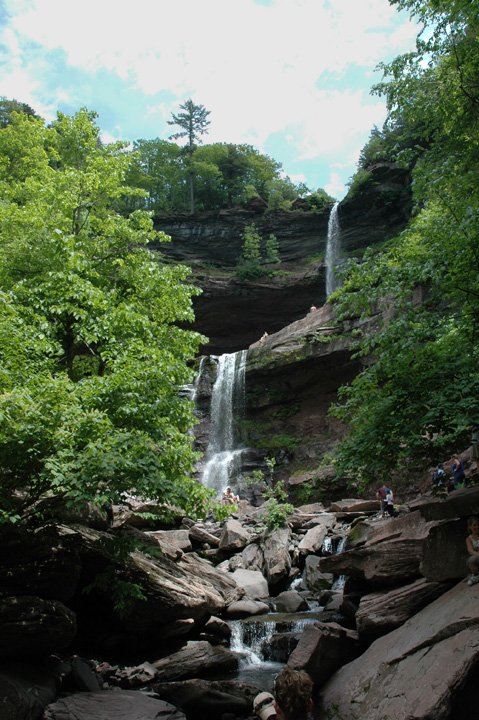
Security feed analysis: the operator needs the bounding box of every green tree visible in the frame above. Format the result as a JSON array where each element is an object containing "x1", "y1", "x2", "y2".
[
  {"x1": 167, "y1": 99, "x2": 211, "y2": 215},
  {"x1": 0, "y1": 96, "x2": 38, "y2": 128},
  {"x1": 330, "y1": 0, "x2": 479, "y2": 486},
  {"x1": 0, "y1": 109, "x2": 212, "y2": 523}
]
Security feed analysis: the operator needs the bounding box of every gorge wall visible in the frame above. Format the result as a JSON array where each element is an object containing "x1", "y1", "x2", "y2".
[{"x1": 153, "y1": 162, "x2": 412, "y2": 355}]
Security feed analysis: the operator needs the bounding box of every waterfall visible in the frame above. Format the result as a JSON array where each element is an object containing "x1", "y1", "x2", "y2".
[
  {"x1": 201, "y1": 350, "x2": 247, "y2": 497},
  {"x1": 325, "y1": 201, "x2": 342, "y2": 297}
]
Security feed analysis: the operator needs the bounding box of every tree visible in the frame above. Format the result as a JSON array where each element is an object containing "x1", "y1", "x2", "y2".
[
  {"x1": 330, "y1": 0, "x2": 479, "y2": 487},
  {"x1": 0, "y1": 109, "x2": 213, "y2": 524},
  {"x1": 167, "y1": 99, "x2": 211, "y2": 214},
  {"x1": 0, "y1": 96, "x2": 38, "y2": 128}
]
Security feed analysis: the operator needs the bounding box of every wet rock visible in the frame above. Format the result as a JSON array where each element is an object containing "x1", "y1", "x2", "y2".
[
  {"x1": 263, "y1": 632, "x2": 302, "y2": 662},
  {"x1": 317, "y1": 581, "x2": 479, "y2": 720},
  {"x1": 288, "y1": 621, "x2": 361, "y2": 687},
  {"x1": 152, "y1": 641, "x2": 238, "y2": 682},
  {"x1": 0, "y1": 596, "x2": 77, "y2": 659},
  {"x1": 43, "y1": 690, "x2": 185, "y2": 720}
]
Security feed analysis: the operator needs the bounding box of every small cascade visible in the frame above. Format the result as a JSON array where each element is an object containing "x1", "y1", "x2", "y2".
[
  {"x1": 325, "y1": 201, "x2": 342, "y2": 297},
  {"x1": 201, "y1": 350, "x2": 247, "y2": 497}
]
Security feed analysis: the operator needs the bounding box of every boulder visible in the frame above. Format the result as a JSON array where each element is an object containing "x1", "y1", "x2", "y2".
[
  {"x1": 204, "y1": 616, "x2": 232, "y2": 641},
  {"x1": 355, "y1": 577, "x2": 450, "y2": 641},
  {"x1": 0, "y1": 596, "x2": 77, "y2": 659},
  {"x1": 298, "y1": 524, "x2": 329, "y2": 556},
  {"x1": 303, "y1": 555, "x2": 334, "y2": 592},
  {"x1": 287, "y1": 621, "x2": 361, "y2": 687},
  {"x1": 263, "y1": 632, "x2": 302, "y2": 662},
  {"x1": 230, "y1": 568, "x2": 269, "y2": 600},
  {"x1": 189, "y1": 525, "x2": 220, "y2": 548},
  {"x1": 241, "y1": 543, "x2": 264, "y2": 571},
  {"x1": 317, "y1": 581, "x2": 479, "y2": 720},
  {"x1": 262, "y1": 526, "x2": 292, "y2": 588},
  {"x1": 286, "y1": 504, "x2": 326, "y2": 530},
  {"x1": 329, "y1": 499, "x2": 379, "y2": 513},
  {"x1": 145, "y1": 529, "x2": 192, "y2": 553},
  {"x1": 0, "y1": 660, "x2": 60, "y2": 720},
  {"x1": 420, "y1": 518, "x2": 469, "y2": 581},
  {"x1": 0, "y1": 527, "x2": 81, "y2": 602},
  {"x1": 219, "y1": 518, "x2": 250, "y2": 551},
  {"x1": 153, "y1": 641, "x2": 238, "y2": 682},
  {"x1": 319, "y1": 512, "x2": 433, "y2": 588},
  {"x1": 272, "y1": 590, "x2": 309, "y2": 613},
  {"x1": 153, "y1": 679, "x2": 260, "y2": 720},
  {"x1": 225, "y1": 600, "x2": 270, "y2": 619},
  {"x1": 408, "y1": 485, "x2": 479, "y2": 521},
  {"x1": 43, "y1": 690, "x2": 185, "y2": 720}
]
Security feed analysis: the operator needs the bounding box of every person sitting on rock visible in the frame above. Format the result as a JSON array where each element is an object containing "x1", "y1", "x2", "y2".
[
  {"x1": 466, "y1": 516, "x2": 479, "y2": 586},
  {"x1": 222, "y1": 487, "x2": 239, "y2": 505}
]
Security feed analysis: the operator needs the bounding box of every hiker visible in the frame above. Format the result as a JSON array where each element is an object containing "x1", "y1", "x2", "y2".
[
  {"x1": 376, "y1": 484, "x2": 388, "y2": 518},
  {"x1": 385, "y1": 487, "x2": 394, "y2": 517},
  {"x1": 466, "y1": 516, "x2": 479, "y2": 586},
  {"x1": 253, "y1": 667, "x2": 313, "y2": 720},
  {"x1": 451, "y1": 454, "x2": 466, "y2": 488},
  {"x1": 432, "y1": 464, "x2": 447, "y2": 494}
]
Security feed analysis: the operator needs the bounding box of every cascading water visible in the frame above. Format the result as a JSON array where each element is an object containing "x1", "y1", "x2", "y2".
[
  {"x1": 201, "y1": 350, "x2": 247, "y2": 497},
  {"x1": 325, "y1": 201, "x2": 342, "y2": 297}
]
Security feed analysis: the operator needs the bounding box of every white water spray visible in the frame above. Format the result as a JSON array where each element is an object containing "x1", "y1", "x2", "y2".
[
  {"x1": 325, "y1": 201, "x2": 342, "y2": 297},
  {"x1": 201, "y1": 350, "x2": 247, "y2": 497}
]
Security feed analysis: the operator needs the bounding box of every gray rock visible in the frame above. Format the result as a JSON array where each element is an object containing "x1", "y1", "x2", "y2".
[
  {"x1": 273, "y1": 590, "x2": 308, "y2": 613},
  {"x1": 152, "y1": 679, "x2": 260, "y2": 719},
  {"x1": 356, "y1": 577, "x2": 450, "y2": 640},
  {"x1": 288, "y1": 621, "x2": 361, "y2": 687},
  {"x1": 153, "y1": 641, "x2": 238, "y2": 682},
  {"x1": 241, "y1": 543, "x2": 264, "y2": 571},
  {"x1": 304, "y1": 555, "x2": 334, "y2": 592},
  {"x1": 43, "y1": 690, "x2": 185, "y2": 720},
  {"x1": 0, "y1": 660, "x2": 59, "y2": 720},
  {"x1": 262, "y1": 526, "x2": 292, "y2": 588},
  {"x1": 219, "y1": 518, "x2": 250, "y2": 551},
  {"x1": 225, "y1": 600, "x2": 270, "y2": 619},
  {"x1": 230, "y1": 568, "x2": 269, "y2": 600},
  {"x1": 317, "y1": 581, "x2": 479, "y2": 720},
  {"x1": 145, "y1": 529, "x2": 192, "y2": 553}
]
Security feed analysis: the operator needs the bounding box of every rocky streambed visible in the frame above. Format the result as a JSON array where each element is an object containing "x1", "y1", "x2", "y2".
[{"x1": 1, "y1": 486, "x2": 479, "y2": 720}]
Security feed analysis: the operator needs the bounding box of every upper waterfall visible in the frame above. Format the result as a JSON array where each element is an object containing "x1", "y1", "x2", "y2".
[{"x1": 325, "y1": 201, "x2": 342, "y2": 297}]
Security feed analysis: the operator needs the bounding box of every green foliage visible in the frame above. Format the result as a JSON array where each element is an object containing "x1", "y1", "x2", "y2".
[
  {"x1": 0, "y1": 109, "x2": 212, "y2": 523},
  {"x1": 304, "y1": 189, "x2": 336, "y2": 211},
  {"x1": 331, "y1": 0, "x2": 479, "y2": 487},
  {"x1": 236, "y1": 224, "x2": 281, "y2": 280}
]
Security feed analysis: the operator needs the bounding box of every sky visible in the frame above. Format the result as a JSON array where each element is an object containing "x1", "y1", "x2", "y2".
[{"x1": 0, "y1": 0, "x2": 420, "y2": 200}]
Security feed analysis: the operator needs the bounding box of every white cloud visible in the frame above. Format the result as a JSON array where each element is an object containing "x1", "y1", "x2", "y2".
[{"x1": 0, "y1": 0, "x2": 419, "y2": 191}]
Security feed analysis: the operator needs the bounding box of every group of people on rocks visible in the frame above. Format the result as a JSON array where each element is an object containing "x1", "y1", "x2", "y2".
[{"x1": 431, "y1": 453, "x2": 474, "y2": 494}]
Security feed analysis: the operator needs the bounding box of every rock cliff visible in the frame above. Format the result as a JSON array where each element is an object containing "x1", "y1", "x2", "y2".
[{"x1": 153, "y1": 162, "x2": 412, "y2": 354}]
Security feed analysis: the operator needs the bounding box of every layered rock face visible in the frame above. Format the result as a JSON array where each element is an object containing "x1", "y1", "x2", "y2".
[{"x1": 153, "y1": 162, "x2": 412, "y2": 354}]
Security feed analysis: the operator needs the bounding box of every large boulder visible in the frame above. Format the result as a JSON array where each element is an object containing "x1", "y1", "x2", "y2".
[
  {"x1": 0, "y1": 596, "x2": 77, "y2": 659},
  {"x1": 152, "y1": 641, "x2": 238, "y2": 682},
  {"x1": 420, "y1": 518, "x2": 469, "y2": 581},
  {"x1": 241, "y1": 543, "x2": 264, "y2": 571},
  {"x1": 230, "y1": 569, "x2": 269, "y2": 600},
  {"x1": 319, "y1": 512, "x2": 433, "y2": 588},
  {"x1": 219, "y1": 518, "x2": 250, "y2": 551},
  {"x1": 303, "y1": 555, "x2": 333, "y2": 592},
  {"x1": 408, "y1": 485, "x2": 479, "y2": 521},
  {"x1": 0, "y1": 660, "x2": 60, "y2": 720},
  {"x1": 355, "y1": 577, "x2": 450, "y2": 641},
  {"x1": 272, "y1": 590, "x2": 308, "y2": 613},
  {"x1": 153, "y1": 679, "x2": 260, "y2": 720},
  {"x1": 0, "y1": 527, "x2": 81, "y2": 602},
  {"x1": 317, "y1": 581, "x2": 479, "y2": 720},
  {"x1": 287, "y1": 622, "x2": 361, "y2": 687},
  {"x1": 262, "y1": 526, "x2": 292, "y2": 589},
  {"x1": 43, "y1": 690, "x2": 186, "y2": 720},
  {"x1": 298, "y1": 524, "x2": 329, "y2": 556}
]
